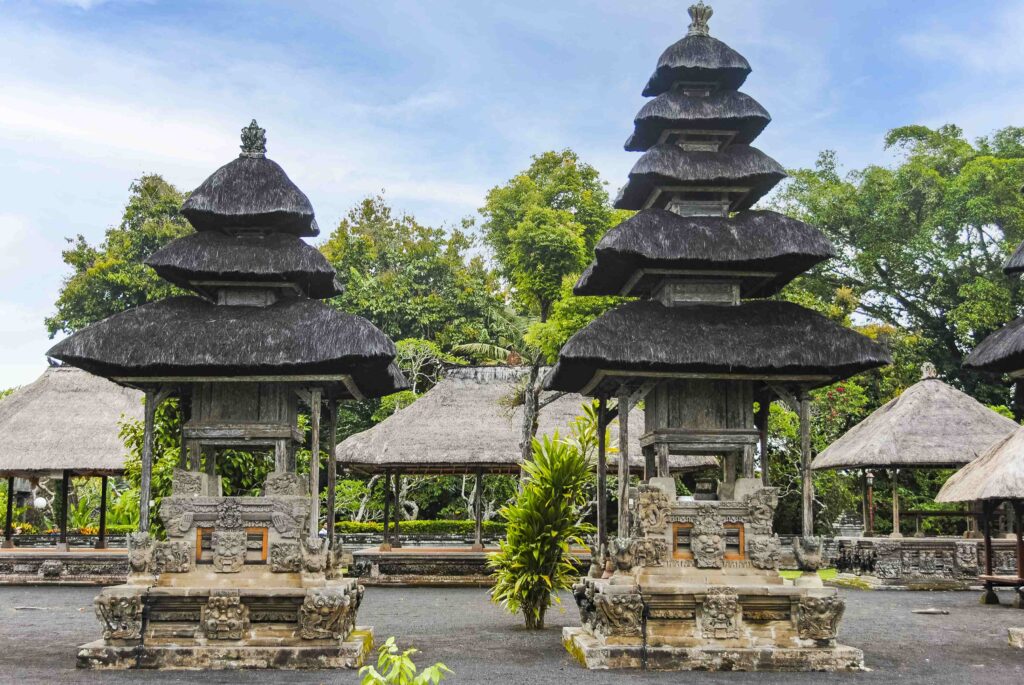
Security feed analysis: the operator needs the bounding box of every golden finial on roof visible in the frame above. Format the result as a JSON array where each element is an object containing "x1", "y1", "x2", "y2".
[{"x1": 688, "y1": 1, "x2": 713, "y2": 36}]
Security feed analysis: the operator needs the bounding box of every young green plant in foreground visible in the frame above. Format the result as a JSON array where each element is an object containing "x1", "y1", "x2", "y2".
[
  {"x1": 488, "y1": 433, "x2": 593, "y2": 629},
  {"x1": 359, "y1": 637, "x2": 451, "y2": 685}
]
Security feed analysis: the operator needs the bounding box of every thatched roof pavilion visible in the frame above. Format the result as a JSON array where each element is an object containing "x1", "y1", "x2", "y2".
[
  {"x1": 0, "y1": 365, "x2": 142, "y2": 549},
  {"x1": 0, "y1": 366, "x2": 141, "y2": 478},
  {"x1": 337, "y1": 366, "x2": 717, "y2": 475}
]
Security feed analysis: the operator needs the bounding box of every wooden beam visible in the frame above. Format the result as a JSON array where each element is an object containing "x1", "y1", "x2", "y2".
[
  {"x1": 392, "y1": 472, "x2": 402, "y2": 548},
  {"x1": 472, "y1": 469, "x2": 484, "y2": 551},
  {"x1": 139, "y1": 387, "x2": 161, "y2": 533},
  {"x1": 58, "y1": 470, "x2": 70, "y2": 550},
  {"x1": 768, "y1": 383, "x2": 800, "y2": 413},
  {"x1": 326, "y1": 400, "x2": 339, "y2": 551},
  {"x1": 308, "y1": 388, "x2": 322, "y2": 538},
  {"x1": 617, "y1": 388, "x2": 630, "y2": 536},
  {"x1": 799, "y1": 390, "x2": 813, "y2": 538},
  {"x1": 3, "y1": 476, "x2": 13, "y2": 548},
  {"x1": 627, "y1": 380, "x2": 657, "y2": 411},
  {"x1": 381, "y1": 470, "x2": 392, "y2": 552},
  {"x1": 96, "y1": 475, "x2": 108, "y2": 550},
  {"x1": 177, "y1": 393, "x2": 191, "y2": 470},
  {"x1": 596, "y1": 397, "x2": 608, "y2": 549}
]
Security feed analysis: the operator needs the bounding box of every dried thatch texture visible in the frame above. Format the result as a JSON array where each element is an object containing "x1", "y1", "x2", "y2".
[
  {"x1": 146, "y1": 231, "x2": 342, "y2": 299},
  {"x1": 181, "y1": 156, "x2": 318, "y2": 237},
  {"x1": 1004, "y1": 239, "x2": 1024, "y2": 275},
  {"x1": 337, "y1": 366, "x2": 717, "y2": 475},
  {"x1": 812, "y1": 377, "x2": 1019, "y2": 471},
  {"x1": 574, "y1": 209, "x2": 834, "y2": 298},
  {"x1": 963, "y1": 314, "x2": 1024, "y2": 373},
  {"x1": 614, "y1": 144, "x2": 785, "y2": 212},
  {"x1": 643, "y1": 34, "x2": 751, "y2": 96},
  {"x1": 626, "y1": 90, "x2": 770, "y2": 151},
  {"x1": 937, "y1": 427, "x2": 1024, "y2": 502},
  {"x1": 0, "y1": 367, "x2": 142, "y2": 477},
  {"x1": 46, "y1": 296, "x2": 405, "y2": 396},
  {"x1": 545, "y1": 300, "x2": 891, "y2": 393}
]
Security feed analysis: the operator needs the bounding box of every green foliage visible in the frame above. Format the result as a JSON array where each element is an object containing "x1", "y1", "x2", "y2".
[
  {"x1": 394, "y1": 338, "x2": 464, "y2": 393},
  {"x1": 505, "y1": 207, "x2": 587, "y2": 320},
  {"x1": 489, "y1": 434, "x2": 594, "y2": 629},
  {"x1": 335, "y1": 519, "x2": 508, "y2": 535},
  {"x1": 526, "y1": 278, "x2": 624, "y2": 363},
  {"x1": 359, "y1": 637, "x2": 451, "y2": 685},
  {"x1": 771, "y1": 125, "x2": 1024, "y2": 406},
  {"x1": 120, "y1": 398, "x2": 183, "y2": 534},
  {"x1": 0, "y1": 387, "x2": 14, "y2": 402},
  {"x1": 46, "y1": 175, "x2": 191, "y2": 336},
  {"x1": 320, "y1": 195, "x2": 507, "y2": 349}
]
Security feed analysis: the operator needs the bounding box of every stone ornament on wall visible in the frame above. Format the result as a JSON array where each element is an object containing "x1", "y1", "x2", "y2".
[
  {"x1": 872, "y1": 541, "x2": 902, "y2": 579},
  {"x1": 270, "y1": 500, "x2": 307, "y2": 539},
  {"x1": 592, "y1": 592, "x2": 643, "y2": 639},
  {"x1": 127, "y1": 532, "x2": 155, "y2": 575},
  {"x1": 211, "y1": 530, "x2": 247, "y2": 573},
  {"x1": 216, "y1": 500, "x2": 244, "y2": 529},
  {"x1": 300, "y1": 536, "x2": 329, "y2": 574},
  {"x1": 39, "y1": 559, "x2": 64, "y2": 578},
  {"x1": 298, "y1": 585, "x2": 362, "y2": 640},
  {"x1": 954, "y1": 541, "x2": 979, "y2": 573},
  {"x1": 699, "y1": 586, "x2": 740, "y2": 639},
  {"x1": 745, "y1": 488, "x2": 778, "y2": 536},
  {"x1": 797, "y1": 595, "x2": 845, "y2": 641},
  {"x1": 171, "y1": 469, "x2": 204, "y2": 496},
  {"x1": 269, "y1": 542, "x2": 302, "y2": 573},
  {"x1": 634, "y1": 486, "x2": 670, "y2": 536},
  {"x1": 159, "y1": 499, "x2": 194, "y2": 537},
  {"x1": 153, "y1": 541, "x2": 193, "y2": 573},
  {"x1": 793, "y1": 536, "x2": 824, "y2": 572},
  {"x1": 95, "y1": 588, "x2": 144, "y2": 641},
  {"x1": 265, "y1": 472, "x2": 307, "y2": 497},
  {"x1": 747, "y1": 534, "x2": 781, "y2": 570},
  {"x1": 201, "y1": 591, "x2": 250, "y2": 640},
  {"x1": 691, "y1": 508, "x2": 726, "y2": 569}
]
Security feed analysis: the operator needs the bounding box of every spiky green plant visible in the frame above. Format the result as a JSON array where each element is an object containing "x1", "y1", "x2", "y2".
[
  {"x1": 488, "y1": 433, "x2": 593, "y2": 629},
  {"x1": 359, "y1": 637, "x2": 451, "y2": 685}
]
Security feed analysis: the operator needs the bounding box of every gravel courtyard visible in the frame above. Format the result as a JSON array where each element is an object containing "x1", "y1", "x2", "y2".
[{"x1": 0, "y1": 585, "x2": 1021, "y2": 684}]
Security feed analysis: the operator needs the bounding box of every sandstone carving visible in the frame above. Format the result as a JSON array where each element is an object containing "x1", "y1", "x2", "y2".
[
  {"x1": 212, "y1": 530, "x2": 246, "y2": 573},
  {"x1": 95, "y1": 589, "x2": 144, "y2": 640},
  {"x1": 747, "y1": 534, "x2": 780, "y2": 570},
  {"x1": 793, "y1": 536, "x2": 824, "y2": 572},
  {"x1": 634, "y1": 486, "x2": 670, "y2": 536},
  {"x1": 127, "y1": 532, "x2": 155, "y2": 575},
  {"x1": 797, "y1": 595, "x2": 845, "y2": 641},
  {"x1": 153, "y1": 541, "x2": 193, "y2": 573},
  {"x1": 269, "y1": 542, "x2": 302, "y2": 573},
  {"x1": 955, "y1": 540, "x2": 979, "y2": 572},
  {"x1": 691, "y1": 513, "x2": 726, "y2": 569},
  {"x1": 201, "y1": 591, "x2": 250, "y2": 640},
  {"x1": 593, "y1": 592, "x2": 643, "y2": 638},
  {"x1": 158, "y1": 499, "x2": 194, "y2": 536},
  {"x1": 745, "y1": 488, "x2": 778, "y2": 536},
  {"x1": 39, "y1": 559, "x2": 64, "y2": 578},
  {"x1": 298, "y1": 585, "x2": 362, "y2": 640},
  {"x1": 216, "y1": 500, "x2": 244, "y2": 529},
  {"x1": 700, "y1": 586, "x2": 740, "y2": 639},
  {"x1": 265, "y1": 472, "x2": 306, "y2": 497},
  {"x1": 171, "y1": 469, "x2": 204, "y2": 496},
  {"x1": 300, "y1": 536, "x2": 329, "y2": 573}
]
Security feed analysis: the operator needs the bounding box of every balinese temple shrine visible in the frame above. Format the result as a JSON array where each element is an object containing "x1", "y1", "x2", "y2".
[
  {"x1": 48, "y1": 121, "x2": 406, "y2": 670},
  {"x1": 547, "y1": 3, "x2": 890, "y2": 671}
]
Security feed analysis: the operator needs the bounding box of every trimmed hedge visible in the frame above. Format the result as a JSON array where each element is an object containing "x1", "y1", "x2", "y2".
[{"x1": 336, "y1": 519, "x2": 507, "y2": 535}]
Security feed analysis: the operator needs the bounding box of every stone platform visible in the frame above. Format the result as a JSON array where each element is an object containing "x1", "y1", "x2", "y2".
[
  {"x1": 564, "y1": 627, "x2": 864, "y2": 671},
  {"x1": 0, "y1": 548, "x2": 127, "y2": 585},
  {"x1": 77, "y1": 627, "x2": 373, "y2": 670}
]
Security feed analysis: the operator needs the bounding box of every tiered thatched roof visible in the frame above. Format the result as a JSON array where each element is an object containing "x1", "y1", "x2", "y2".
[
  {"x1": 545, "y1": 301, "x2": 891, "y2": 394},
  {"x1": 964, "y1": 314, "x2": 1024, "y2": 373},
  {"x1": 574, "y1": 210, "x2": 835, "y2": 298},
  {"x1": 812, "y1": 369, "x2": 1019, "y2": 471},
  {"x1": 337, "y1": 366, "x2": 718, "y2": 475},
  {"x1": 641, "y1": 19, "x2": 751, "y2": 95},
  {"x1": 937, "y1": 428, "x2": 1024, "y2": 502},
  {"x1": 626, "y1": 90, "x2": 770, "y2": 150},
  {"x1": 0, "y1": 366, "x2": 142, "y2": 477}
]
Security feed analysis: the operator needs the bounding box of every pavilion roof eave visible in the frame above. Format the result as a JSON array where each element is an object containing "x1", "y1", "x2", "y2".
[{"x1": 576, "y1": 368, "x2": 837, "y2": 397}]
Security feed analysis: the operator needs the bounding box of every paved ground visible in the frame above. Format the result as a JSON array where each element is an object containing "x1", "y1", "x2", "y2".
[{"x1": 0, "y1": 585, "x2": 1021, "y2": 684}]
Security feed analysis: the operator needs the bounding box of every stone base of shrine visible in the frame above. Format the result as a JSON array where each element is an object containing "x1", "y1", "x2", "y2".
[
  {"x1": 349, "y1": 546, "x2": 590, "y2": 586},
  {"x1": 77, "y1": 627, "x2": 373, "y2": 670},
  {"x1": 0, "y1": 548, "x2": 127, "y2": 585},
  {"x1": 563, "y1": 627, "x2": 864, "y2": 671}
]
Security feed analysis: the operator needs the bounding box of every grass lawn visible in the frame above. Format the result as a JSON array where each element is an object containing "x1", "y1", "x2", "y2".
[{"x1": 780, "y1": 568, "x2": 838, "y2": 581}]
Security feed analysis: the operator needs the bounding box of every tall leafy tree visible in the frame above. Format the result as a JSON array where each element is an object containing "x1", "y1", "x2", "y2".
[{"x1": 46, "y1": 175, "x2": 190, "y2": 336}]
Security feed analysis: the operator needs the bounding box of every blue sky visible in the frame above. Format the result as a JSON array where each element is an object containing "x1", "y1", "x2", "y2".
[{"x1": 1, "y1": 0, "x2": 1022, "y2": 388}]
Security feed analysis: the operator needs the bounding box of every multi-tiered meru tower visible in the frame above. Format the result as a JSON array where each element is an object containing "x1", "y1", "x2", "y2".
[
  {"x1": 51, "y1": 122, "x2": 406, "y2": 670},
  {"x1": 549, "y1": 3, "x2": 889, "y2": 671}
]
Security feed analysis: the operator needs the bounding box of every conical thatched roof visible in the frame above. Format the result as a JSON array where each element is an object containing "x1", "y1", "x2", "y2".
[
  {"x1": 0, "y1": 366, "x2": 142, "y2": 477},
  {"x1": 642, "y1": 34, "x2": 751, "y2": 96},
  {"x1": 337, "y1": 366, "x2": 718, "y2": 475},
  {"x1": 937, "y1": 427, "x2": 1024, "y2": 502},
  {"x1": 963, "y1": 313, "x2": 1024, "y2": 373},
  {"x1": 812, "y1": 368, "x2": 1019, "y2": 471},
  {"x1": 626, "y1": 90, "x2": 770, "y2": 151}
]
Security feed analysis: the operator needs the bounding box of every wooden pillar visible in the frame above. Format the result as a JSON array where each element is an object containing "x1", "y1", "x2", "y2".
[
  {"x1": 3, "y1": 476, "x2": 14, "y2": 548},
  {"x1": 139, "y1": 387, "x2": 159, "y2": 533},
  {"x1": 472, "y1": 469, "x2": 484, "y2": 551},
  {"x1": 596, "y1": 397, "x2": 608, "y2": 549},
  {"x1": 642, "y1": 446, "x2": 656, "y2": 482},
  {"x1": 177, "y1": 394, "x2": 191, "y2": 470},
  {"x1": 96, "y1": 475, "x2": 108, "y2": 550},
  {"x1": 392, "y1": 471, "x2": 402, "y2": 548},
  {"x1": 326, "y1": 400, "x2": 338, "y2": 551},
  {"x1": 799, "y1": 390, "x2": 813, "y2": 538},
  {"x1": 982, "y1": 500, "x2": 1000, "y2": 604},
  {"x1": 890, "y1": 468, "x2": 902, "y2": 538},
  {"x1": 755, "y1": 391, "x2": 770, "y2": 486},
  {"x1": 656, "y1": 443, "x2": 670, "y2": 479},
  {"x1": 381, "y1": 470, "x2": 392, "y2": 552},
  {"x1": 308, "y1": 388, "x2": 322, "y2": 538},
  {"x1": 58, "y1": 470, "x2": 70, "y2": 550},
  {"x1": 1015, "y1": 500, "x2": 1023, "y2": 583},
  {"x1": 617, "y1": 388, "x2": 630, "y2": 536}
]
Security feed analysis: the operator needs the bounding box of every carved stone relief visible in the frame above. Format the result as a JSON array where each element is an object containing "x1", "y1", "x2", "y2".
[
  {"x1": 171, "y1": 469, "x2": 204, "y2": 496},
  {"x1": 269, "y1": 542, "x2": 302, "y2": 573},
  {"x1": 201, "y1": 591, "x2": 250, "y2": 640},
  {"x1": 212, "y1": 530, "x2": 246, "y2": 573},
  {"x1": 797, "y1": 595, "x2": 844, "y2": 641},
  {"x1": 265, "y1": 472, "x2": 307, "y2": 497},
  {"x1": 216, "y1": 500, "x2": 244, "y2": 529},
  {"x1": 153, "y1": 541, "x2": 193, "y2": 573},
  {"x1": 158, "y1": 499, "x2": 194, "y2": 537},
  {"x1": 747, "y1": 534, "x2": 780, "y2": 570},
  {"x1": 298, "y1": 585, "x2": 362, "y2": 640},
  {"x1": 300, "y1": 536, "x2": 328, "y2": 573},
  {"x1": 691, "y1": 510, "x2": 726, "y2": 569},
  {"x1": 95, "y1": 588, "x2": 144, "y2": 641},
  {"x1": 745, "y1": 488, "x2": 778, "y2": 536},
  {"x1": 39, "y1": 559, "x2": 64, "y2": 578},
  {"x1": 592, "y1": 592, "x2": 643, "y2": 638},
  {"x1": 127, "y1": 532, "x2": 155, "y2": 574},
  {"x1": 700, "y1": 586, "x2": 740, "y2": 639},
  {"x1": 955, "y1": 541, "x2": 979, "y2": 573},
  {"x1": 793, "y1": 536, "x2": 824, "y2": 572},
  {"x1": 634, "y1": 486, "x2": 670, "y2": 536}
]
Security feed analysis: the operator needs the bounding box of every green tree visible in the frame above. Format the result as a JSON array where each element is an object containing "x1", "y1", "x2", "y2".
[
  {"x1": 46, "y1": 175, "x2": 190, "y2": 336},
  {"x1": 488, "y1": 433, "x2": 593, "y2": 629},
  {"x1": 772, "y1": 125, "x2": 1024, "y2": 407}
]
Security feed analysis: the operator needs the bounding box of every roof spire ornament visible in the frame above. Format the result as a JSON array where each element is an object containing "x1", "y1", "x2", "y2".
[
  {"x1": 921, "y1": 361, "x2": 938, "y2": 379},
  {"x1": 687, "y1": 1, "x2": 713, "y2": 36},
  {"x1": 240, "y1": 119, "x2": 266, "y2": 158}
]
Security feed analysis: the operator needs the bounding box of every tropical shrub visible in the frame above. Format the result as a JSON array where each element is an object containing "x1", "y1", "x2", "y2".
[
  {"x1": 359, "y1": 636, "x2": 451, "y2": 685},
  {"x1": 488, "y1": 433, "x2": 593, "y2": 629}
]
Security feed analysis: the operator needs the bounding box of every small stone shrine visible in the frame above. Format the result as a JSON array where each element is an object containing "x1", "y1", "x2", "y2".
[
  {"x1": 547, "y1": 3, "x2": 890, "y2": 671},
  {"x1": 49, "y1": 121, "x2": 407, "y2": 669}
]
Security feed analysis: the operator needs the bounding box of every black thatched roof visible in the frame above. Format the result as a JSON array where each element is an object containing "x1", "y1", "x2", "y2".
[
  {"x1": 181, "y1": 156, "x2": 318, "y2": 237},
  {"x1": 574, "y1": 209, "x2": 835, "y2": 298},
  {"x1": 642, "y1": 35, "x2": 751, "y2": 96},
  {"x1": 146, "y1": 232, "x2": 342, "y2": 299},
  {"x1": 625, "y1": 90, "x2": 770, "y2": 151},
  {"x1": 964, "y1": 314, "x2": 1024, "y2": 373},
  {"x1": 614, "y1": 144, "x2": 785, "y2": 212},
  {"x1": 46, "y1": 296, "x2": 405, "y2": 396},
  {"x1": 544, "y1": 300, "x2": 890, "y2": 393},
  {"x1": 1004, "y1": 239, "x2": 1024, "y2": 275}
]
